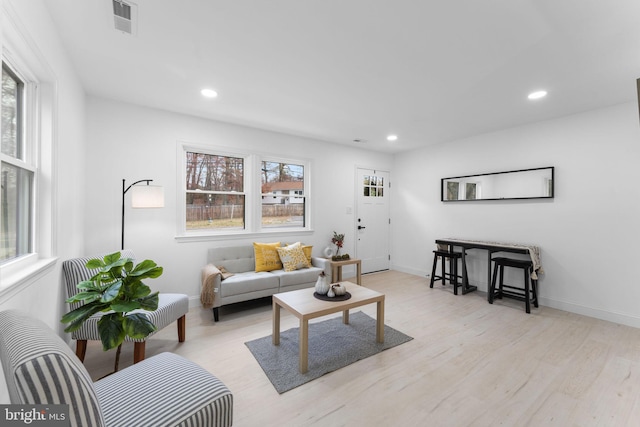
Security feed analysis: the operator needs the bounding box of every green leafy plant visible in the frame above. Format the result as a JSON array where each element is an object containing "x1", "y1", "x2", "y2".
[{"x1": 61, "y1": 252, "x2": 162, "y2": 371}]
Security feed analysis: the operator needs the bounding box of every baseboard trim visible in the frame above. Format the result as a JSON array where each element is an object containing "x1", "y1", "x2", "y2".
[{"x1": 390, "y1": 265, "x2": 640, "y2": 328}]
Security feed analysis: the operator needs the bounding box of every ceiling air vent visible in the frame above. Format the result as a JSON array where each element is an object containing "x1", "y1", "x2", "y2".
[{"x1": 112, "y1": 0, "x2": 137, "y2": 35}]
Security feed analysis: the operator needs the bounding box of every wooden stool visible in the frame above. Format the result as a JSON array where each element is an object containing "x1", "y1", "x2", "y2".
[
  {"x1": 489, "y1": 257, "x2": 538, "y2": 313},
  {"x1": 429, "y1": 250, "x2": 467, "y2": 295}
]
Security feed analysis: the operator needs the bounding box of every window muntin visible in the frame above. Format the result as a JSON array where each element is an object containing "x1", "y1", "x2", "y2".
[
  {"x1": 185, "y1": 151, "x2": 245, "y2": 231},
  {"x1": 261, "y1": 161, "x2": 305, "y2": 228},
  {"x1": 1, "y1": 62, "x2": 33, "y2": 264}
]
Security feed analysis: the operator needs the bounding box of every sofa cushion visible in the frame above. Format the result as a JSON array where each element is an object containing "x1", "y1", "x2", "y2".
[
  {"x1": 253, "y1": 242, "x2": 283, "y2": 272},
  {"x1": 220, "y1": 271, "x2": 280, "y2": 297},
  {"x1": 277, "y1": 242, "x2": 310, "y2": 272},
  {"x1": 271, "y1": 266, "x2": 323, "y2": 288},
  {"x1": 208, "y1": 246, "x2": 255, "y2": 273},
  {"x1": 302, "y1": 245, "x2": 313, "y2": 263}
]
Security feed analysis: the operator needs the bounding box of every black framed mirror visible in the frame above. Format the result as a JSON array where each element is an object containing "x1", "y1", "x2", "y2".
[{"x1": 441, "y1": 166, "x2": 554, "y2": 202}]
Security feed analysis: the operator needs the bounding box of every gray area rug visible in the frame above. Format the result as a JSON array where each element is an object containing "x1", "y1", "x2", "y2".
[{"x1": 245, "y1": 311, "x2": 413, "y2": 393}]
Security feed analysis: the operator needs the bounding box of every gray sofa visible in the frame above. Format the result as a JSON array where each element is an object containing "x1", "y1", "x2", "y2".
[{"x1": 202, "y1": 245, "x2": 331, "y2": 321}]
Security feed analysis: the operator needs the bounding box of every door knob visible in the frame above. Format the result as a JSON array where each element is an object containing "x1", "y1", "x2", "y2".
[{"x1": 358, "y1": 225, "x2": 366, "y2": 230}]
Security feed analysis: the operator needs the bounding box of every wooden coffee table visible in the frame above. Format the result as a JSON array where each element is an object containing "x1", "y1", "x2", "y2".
[{"x1": 272, "y1": 283, "x2": 385, "y2": 373}]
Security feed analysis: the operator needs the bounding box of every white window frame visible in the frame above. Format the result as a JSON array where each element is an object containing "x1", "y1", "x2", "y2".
[
  {"x1": 259, "y1": 155, "x2": 308, "y2": 228},
  {"x1": 176, "y1": 142, "x2": 312, "y2": 241},
  {"x1": 0, "y1": 7, "x2": 57, "y2": 294}
]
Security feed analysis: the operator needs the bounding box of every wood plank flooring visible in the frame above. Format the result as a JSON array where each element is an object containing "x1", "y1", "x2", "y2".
[{"x1": 82, "y1": 271, "x2": 640, "y2": 426}]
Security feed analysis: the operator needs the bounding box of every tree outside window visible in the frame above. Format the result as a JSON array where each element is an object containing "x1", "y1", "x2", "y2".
[
  {"x1": 1, "y1": 62, "x2": 33, "y2": 263},
  {"x1": 185, "y1": 151, "x2": 245, "y2": 230}
]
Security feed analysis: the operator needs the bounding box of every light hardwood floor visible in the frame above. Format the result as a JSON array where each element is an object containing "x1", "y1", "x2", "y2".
[{"x1": 82, "y1": 271, "x2": 640, "y2": 426}]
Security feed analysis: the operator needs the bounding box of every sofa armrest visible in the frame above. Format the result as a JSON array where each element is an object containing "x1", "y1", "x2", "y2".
[{"x1": 311, "y1": 257, "x2": 332, "y2": 278}]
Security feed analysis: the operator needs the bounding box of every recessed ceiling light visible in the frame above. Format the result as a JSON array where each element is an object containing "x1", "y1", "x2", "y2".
[
  {"x1": 387, "y1": 135, "x2": 398, "y2": 141},
  {"x1": 201, "y1": 88, "x2": 218, "y2": 98},
  {"x1": 527, "y1": 90, "x2": 547, "y2": 100}
]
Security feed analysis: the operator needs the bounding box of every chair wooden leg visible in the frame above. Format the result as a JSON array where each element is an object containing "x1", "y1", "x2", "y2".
[
  {"x1": 177, "y1": 315, "x2": 186, "y2": 342},
  {"x1": 76, "y1": 340, "x2": 87, "y2": 362},
  {"x1": 133, "y1": 342, "x2": 145, "y2": 363}
]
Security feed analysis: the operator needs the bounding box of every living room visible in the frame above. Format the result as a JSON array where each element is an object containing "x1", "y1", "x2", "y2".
[{"x1": 1, "y1": 1, "x2": 640, "y2": 425}]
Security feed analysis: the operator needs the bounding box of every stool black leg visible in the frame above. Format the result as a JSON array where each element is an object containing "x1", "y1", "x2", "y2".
[
  {"x1": 441, "y1": 256, "x2": 447, "y2": 286},
  {"x1": 452, "y1": 257, "x2": 458, "y2": 295},
  {"x1": 430, "y1": 254, "x2": 438, "y2": 288},
  {"x1": 489, "y1": 260, "x2": 498, "y2": 304},
  {"x1": 497, "y1": 265, "x2": 504, "y2": 299},
  {"x1": 524, "y1": 268, "x2": 531, "y2": 313}
]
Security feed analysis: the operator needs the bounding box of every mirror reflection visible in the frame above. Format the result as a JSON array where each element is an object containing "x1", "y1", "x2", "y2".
[{"x1": 441, "y1": 167, "x2": 554, "y2": 201}]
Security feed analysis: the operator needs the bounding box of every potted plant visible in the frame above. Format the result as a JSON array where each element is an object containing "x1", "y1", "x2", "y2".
[
  {"x1": 60, "y1": 251, "x2": 162, "y2": 372},
  {"x1": 331, "y1": 231, "x2": 350, "y2": 260}
]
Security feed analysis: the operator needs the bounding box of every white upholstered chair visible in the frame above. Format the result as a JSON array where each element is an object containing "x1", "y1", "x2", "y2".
[{"x1": 62, "y1": 250, "x2": 189, "y2": 363}]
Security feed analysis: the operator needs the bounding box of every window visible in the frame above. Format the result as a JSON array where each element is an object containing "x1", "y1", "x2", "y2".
[
  {"x1": 185, "y1": 151, "x2": 245, "y2": 231},
  {"x1": 1, "y1": 62, "x2": 33, "y2": 264},
  {"x1": 261, "y1": 161, "x2": 305, "y2": 228},
  {"x1": 465, "y1": 183, "x2": 477, "y2": 200},
  {"x1": 363, "y1": 174, "x2": 384, "y2": 197},
  {"x1": 447, "y1": 181, "x2": 459, "y2": 200},
  {"x1": 179, "y1": 145, "x2": 310, "y2": 236}
]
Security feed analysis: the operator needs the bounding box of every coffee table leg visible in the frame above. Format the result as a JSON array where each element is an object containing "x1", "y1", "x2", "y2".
[
  {"x1": 299, "y1": 318, "x2": 309, "y2": 373},
  {"x1": 343, "y1": 309, "x2": 349, "y2": 324},
  {"x1": 272, "y1": 302, "x2": 280, "y2": 345},
  {"x1": 376, "y1": 299, "x2": 385, "y2": 343},
  {"x1": 357, "y1": 261, "x2": 362, "y2": 285}
]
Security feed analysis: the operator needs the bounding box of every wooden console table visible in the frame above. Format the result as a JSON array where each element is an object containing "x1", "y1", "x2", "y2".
[
  {"x1": 435, "y1": 238, "x2": 542, "y2": 300},
  {"x1": 329, "y1": 258, "x2": 362, "y2": 285}
]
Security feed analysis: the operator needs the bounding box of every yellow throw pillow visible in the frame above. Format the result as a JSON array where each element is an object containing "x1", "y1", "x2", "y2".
[
  {"x1": 302, "y1": 245, "x2": 313, "y2": 264},
  {"x1": 254, "y1": 242, "x2": 283, "y2": 272},
  {"x1": 277, "y1": 242, "x2": 311, "y2": 272}
]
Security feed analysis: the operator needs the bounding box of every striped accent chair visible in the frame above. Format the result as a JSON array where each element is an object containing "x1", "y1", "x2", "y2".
[
  {"x1": 0, "y1": 310, "x2": 233, "y2": 427},
  {"x1": 62, "y1": 250, "x2": 189, "y2": 363}
]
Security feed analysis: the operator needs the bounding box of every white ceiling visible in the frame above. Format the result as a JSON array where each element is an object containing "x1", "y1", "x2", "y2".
[{"x1": 44, "y1": 0, "x2": 640, "y2": 153}]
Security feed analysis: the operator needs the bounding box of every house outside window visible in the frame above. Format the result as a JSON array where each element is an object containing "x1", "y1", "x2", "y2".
[
  {"x1": 1, "y1": 62, "x2": 33, "y2": 264},
  {"x1": 261, "y1": 161, "x2": 305, "y2": 228}
]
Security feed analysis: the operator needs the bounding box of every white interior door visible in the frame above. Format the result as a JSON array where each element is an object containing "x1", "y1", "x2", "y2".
[{"x1": 356, "y1": 168, "x2": 390, "y2": 273}]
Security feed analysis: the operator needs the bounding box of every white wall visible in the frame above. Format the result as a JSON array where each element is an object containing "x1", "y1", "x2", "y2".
[
  {"x1": 391, "y1": 101, "x2": 640, "y2": 327},
  {"x1": 0, "y1": 2, "x2": 86, "y2": 324},
  {"x1": 0, "y1": 0, "x2": 86, "y2": 402},
  {"x1": 83, "y1": 97, "x2": 393, "y2": 305}
]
